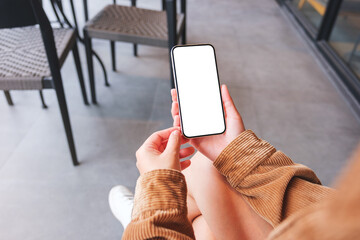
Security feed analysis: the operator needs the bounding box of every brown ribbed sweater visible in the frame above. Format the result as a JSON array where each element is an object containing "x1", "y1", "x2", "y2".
[{"x1": 122, "y1": 130, "x2": 341, "y2": 239}]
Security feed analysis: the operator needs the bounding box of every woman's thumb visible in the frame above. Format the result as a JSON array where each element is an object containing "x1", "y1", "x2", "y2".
[{"x1": 165, "y1": 130, "x2": 181, "y2": 156}]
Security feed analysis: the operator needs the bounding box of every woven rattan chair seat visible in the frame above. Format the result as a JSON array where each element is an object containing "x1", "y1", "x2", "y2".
[
  {"x1": 0, "y1": 26, "x2": 75, "y2": 90},
  {"x1": 85, "y1": 5, "x2": 185, "y2": 47}
]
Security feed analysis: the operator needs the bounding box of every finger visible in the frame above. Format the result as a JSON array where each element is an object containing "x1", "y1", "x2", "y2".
[
  {"x1": 221, "y1": 84, "x2": 241, "y2": 118},
  {"x1": 171, "y1": 102, "x2": 179, "y2": 118},
  {"x1": 171, "y1": 88, "x2": 178, "y2": 102},
  {"x1": 173, "y1": 115, "x2": 181, "y2": 127},
  {"x1": 160, "y1": 137, "x2": 188, "y2": 154},
  {"x1": 144, "y1": 127, "x2": 177, "y2": 148},
  {"x1": 161, "y1": 134, "x2": 188, "y2": 146},
  {"x1": 179, "y1": 146, "x2": 195, "y2": 159},
  {"x1": 159, "y1": 144, "x2": 165, "y2": 152},
  {"x1": 181, "y1": 135, "x2": 189, "y2": 144},
  {"x1": 180, "y1": 159, "x2": 191, "y2": 171},
  {"x1": 160, "y1": 126, "x2": 187, "y2": 146},
  {"x1": 164, "y1": 130, "x2": 181, "y2": 157}
]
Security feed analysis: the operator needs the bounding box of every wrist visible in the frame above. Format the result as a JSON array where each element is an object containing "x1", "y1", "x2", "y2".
[
  {"x1": 140, "y1": 167, "x2": 181, "y2": 175},
  {"x1": 137, "y1": 155, "x2": 181, "y2": 175},
  {"x1": 213, "y1": 133, "x2": 244, "y2": 161},
  {"x1": 212, "y1": 142, "x2": 230, "y2": 161},
  {"x1": 213, "y1": 130, "x2": 275, "y2": 186}
]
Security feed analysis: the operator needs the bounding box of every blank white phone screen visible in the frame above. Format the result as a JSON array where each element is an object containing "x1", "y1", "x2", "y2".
[{"x1": 172, "y1": 45, "x2": 225, "y2": 138}]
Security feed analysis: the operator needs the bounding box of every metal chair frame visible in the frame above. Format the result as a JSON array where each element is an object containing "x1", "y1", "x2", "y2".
[
  {"x1": 50, "y1": 0, "x2": 110, "y2": 86},
  {"x1": 83, "y1": 0, "x2": 186, "y2": 104},
  {"x1": 0, "y1": 0, "x2": 88, "y2": 166}
]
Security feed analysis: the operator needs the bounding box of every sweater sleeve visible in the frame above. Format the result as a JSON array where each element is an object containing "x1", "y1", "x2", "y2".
[
  {"x1": 122, "y1": 169, "x2": 195, "y2": 240},
  {"x1": 213, "y1": 130, "x2": 334, "y2": 227}
]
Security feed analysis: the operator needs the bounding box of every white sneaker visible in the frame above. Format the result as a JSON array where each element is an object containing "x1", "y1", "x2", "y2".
[{"x1": 109, "y1": 185, "x2": 134, "y2": 229}]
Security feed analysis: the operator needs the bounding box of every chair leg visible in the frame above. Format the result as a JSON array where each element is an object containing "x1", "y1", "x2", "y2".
[
  {"x1": 83, "y1": 0, "x2": 89, "y2": 21},
  {"x1": 166, "y1": 0, "x2": 177, "y2": 89},
  {"x1": 130, "y1": 0, "x2": 138, "y2": 56},
  {"x1": 72, "y1": 42, "x2": 89, "y2": 105},
  {"x1": 53, "y1": 75, "x2": 79, "y2": 166},
  {"x1": 111, "y1": 41, "x2": 116, "y2": 71},
  {"x1": 181, "y1": 0, "x2": 186, "y2": 44},
  {"x1": 4, "y1": 91, "x2": 14, "y2": 106},
  {"x1": 182, "y1": 25, "x2": 186, "y2": 44},
  {"x1": 39, "y1": 90, "x2": 48, "y2": 108},
  {"x1": 133, "y1": 44, "x2": 138, "y2": 56},
  {"x1": 84, "y1": 30, "x2": 97, "y2": 104}
]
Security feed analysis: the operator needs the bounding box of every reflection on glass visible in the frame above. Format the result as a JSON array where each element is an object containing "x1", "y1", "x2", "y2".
[
  {"x1": 289, "y1": 0, "x2": 328, "y2": 29},
  {"x1": 329, "y1": 0, "x2": 360, "y2": 78}
]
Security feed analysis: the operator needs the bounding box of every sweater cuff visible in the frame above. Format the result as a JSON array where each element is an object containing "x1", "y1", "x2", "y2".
[
  {"x1": 213, "y1": 130, "x2": 276, "y2": 188},
  {"x1": 131, "y1": 169, "x2": 187, "y2": 220}
]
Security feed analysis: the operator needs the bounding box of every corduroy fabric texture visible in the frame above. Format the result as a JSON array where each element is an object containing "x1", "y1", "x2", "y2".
[
  {"x1": 122, "y1": 169, "x2": 195, "y2": 239},
  {"x1": 268, "y1": 145, "x2": 360, "y2": 240},
  {"x1": 122, "y1": 130, "x2": 341, "y2": 239},
  {"x1": 213, "y1": 130, "x2": 334, "y2": 227}
]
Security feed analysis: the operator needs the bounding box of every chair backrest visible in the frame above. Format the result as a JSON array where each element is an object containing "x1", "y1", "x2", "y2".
[
  {"x1": 0, "y1": 0, "x2": 38, "y2": 29},
  {"x1": 30, "y1": 0, "x2": 64, "y2": 88},
  {"x1": 0, "y1": 0, "x2": 63, "y2": 89},
  {"x1": 0, "y1": 0, "x2": 56, "y2": 57}
]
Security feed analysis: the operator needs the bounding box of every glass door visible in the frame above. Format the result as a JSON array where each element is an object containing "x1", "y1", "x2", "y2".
[
  {"x1": 287, "y1": 0, "x2": 329, "y2": 33},
  {"x1": 328, "y1": 0, "x2": 360, "y2": 78}
]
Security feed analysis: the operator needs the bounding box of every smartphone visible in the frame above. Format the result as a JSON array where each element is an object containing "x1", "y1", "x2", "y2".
[{"x1": 171, "y1": 44, "x2": 226, "y2": 138}]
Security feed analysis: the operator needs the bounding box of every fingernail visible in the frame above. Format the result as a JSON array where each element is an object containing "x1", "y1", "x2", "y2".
[{"x1": 172, "y1": 130, "x2": 179, "y2": 136}]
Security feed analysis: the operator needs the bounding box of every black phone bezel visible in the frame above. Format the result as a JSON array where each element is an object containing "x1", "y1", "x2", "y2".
[{"x1": 170, "y1": 43, "x2": 226, "y2": 139}]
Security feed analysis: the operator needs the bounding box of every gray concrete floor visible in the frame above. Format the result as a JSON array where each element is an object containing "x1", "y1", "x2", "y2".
[{"x1": 1, "y1": 0, "x2": 360, "y2": 239}]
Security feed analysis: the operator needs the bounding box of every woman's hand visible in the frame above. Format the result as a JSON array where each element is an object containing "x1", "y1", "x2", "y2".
[
  {"x1": 136, "y1": 127, "x2": 195, "y2": 175},
  {"x1": 171, "y1": 84, "x2": 245, "y2": 161}
]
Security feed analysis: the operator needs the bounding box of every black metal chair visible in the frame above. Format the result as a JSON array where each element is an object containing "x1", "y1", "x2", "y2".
[
  {"x1": 0, "y1": 0, "x2": 88, "y2": 166},
  {"x1": 50, "y1": 0, "x2": 110, "y2": 88},
  {"x1": 83, "y1": 0, "x2": 186, "y2": 104}
]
